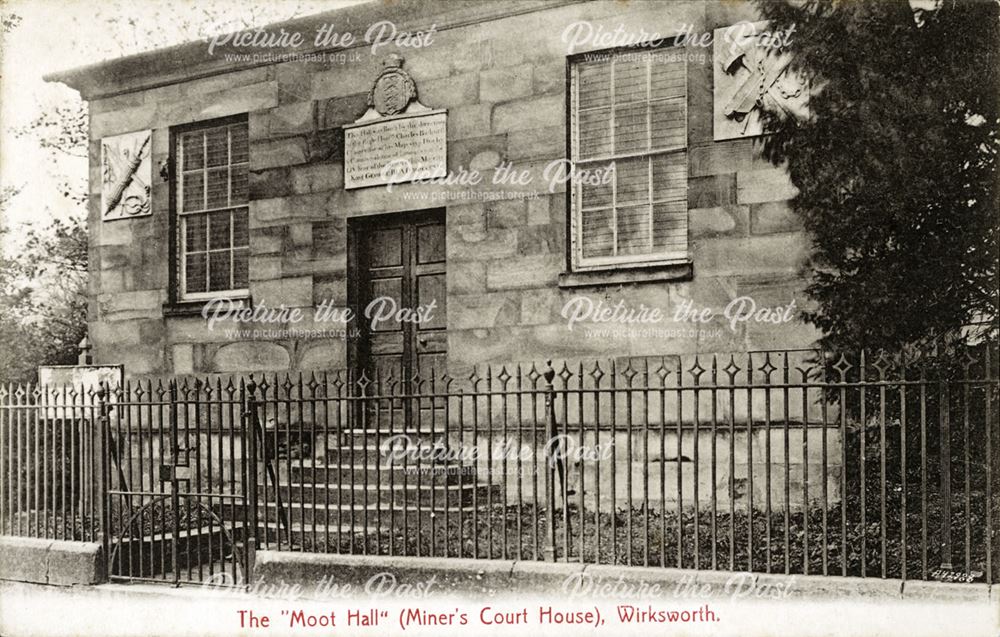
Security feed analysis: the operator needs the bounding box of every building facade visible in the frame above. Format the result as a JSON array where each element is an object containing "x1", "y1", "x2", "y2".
[{"x1": 50, "y1": 0, "x2": 816, "y2": 381}]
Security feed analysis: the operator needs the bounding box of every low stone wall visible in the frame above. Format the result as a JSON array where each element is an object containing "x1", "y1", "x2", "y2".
[
  {"x1": 458, "y1": 426, "x2": 843, "y2": 510},
  {"x1": 0, "y1": 536, "x2": 105, "y2": 586}
]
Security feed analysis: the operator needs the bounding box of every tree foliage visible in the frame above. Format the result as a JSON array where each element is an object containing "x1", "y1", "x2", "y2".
[
  {"x1": 754, "y1": 0, "x2": 999, "y2": 356},
  {"x1": 0, "y1": 195, "x2": 88, "y2": 383}
]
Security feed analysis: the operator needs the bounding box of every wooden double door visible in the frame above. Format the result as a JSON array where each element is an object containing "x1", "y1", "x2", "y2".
[{"x1": 348, "y1": 209, "x2": 447, "y2": 392}]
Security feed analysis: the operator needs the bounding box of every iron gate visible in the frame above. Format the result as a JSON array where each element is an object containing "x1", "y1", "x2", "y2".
[{"x1": 104, "y1": 378, "x2": 257, "y2": 586}]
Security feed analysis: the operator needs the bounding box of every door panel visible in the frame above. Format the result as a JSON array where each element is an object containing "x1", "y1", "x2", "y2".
[
  {"x1": 416, "y1": 273, "x2": 447, "y2": 330},
  {"x1": 350, "y1": 210, "x2": 447, "y2": 420},
  {"x1": 370, "y1": 228, "x2": 403, "y2": 267},
  {"x1": 416, "y1": 223, "x2": 446, "y2": 264}
]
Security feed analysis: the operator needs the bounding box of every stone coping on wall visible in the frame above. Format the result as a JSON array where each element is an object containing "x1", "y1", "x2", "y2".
[
  {"x1": 0, "y1": 536, "x2": 105, "y2": 586},
  {"x1": 252, "y1": 550, "x2": 994, "y2": 603}
]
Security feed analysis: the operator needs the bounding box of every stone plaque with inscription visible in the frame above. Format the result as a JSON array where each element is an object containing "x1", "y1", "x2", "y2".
[{"x1": 344, "y1": 110, "x2": 447, "y2": 189}]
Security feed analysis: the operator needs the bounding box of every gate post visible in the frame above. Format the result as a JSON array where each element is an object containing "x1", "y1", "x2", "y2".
[
  {"x1": 96, "y1": 382, "x2": 110, "y2": 581},
  {"x1": 244, "y1": 378, "x2": 259, "y2": 586}
]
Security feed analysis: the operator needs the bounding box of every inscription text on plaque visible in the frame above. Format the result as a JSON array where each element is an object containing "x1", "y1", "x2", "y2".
[{"x1": 344, "y1": 110, "x2": 447, "y2": 190}]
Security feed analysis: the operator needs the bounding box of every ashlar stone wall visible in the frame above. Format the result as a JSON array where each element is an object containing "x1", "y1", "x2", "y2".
[{"x1": 83, "y1": 0, "x2": 817, "y2": 380}]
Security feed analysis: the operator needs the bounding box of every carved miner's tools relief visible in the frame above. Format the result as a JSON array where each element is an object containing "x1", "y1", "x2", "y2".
[
  {"x1": 101, "y1": 130, "x2": 152, "y2": 220},
  {"x1": 713, "y1": 22, "x2": 808, "y2": 140}
]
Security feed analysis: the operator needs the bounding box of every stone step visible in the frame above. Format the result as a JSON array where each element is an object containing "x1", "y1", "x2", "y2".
[
  {"x1": 271, "y1": 445, "x2": 471, "y2": 466},
  {"x1": 339, "y1": 427, "x2": 459, "y2": 436},
  {"x1": 111, "y1": 524, "x2": 247, "y2": 579},
  {"x1": 286, "y1": 461, "x2": 475, "y2": 485},
  {"x1": 260, "y1": 428, "x2": 462, "y2": 445},
  {"x1": 252, "y1": 523, "x2": 487, "y2": 550},
  {"x1": 258, "y1": 500, "x2": 486, "y2": 526},
  {"x1": 255, "y1": 521, "x2": 373, "y2": 542},
  {"x1": 259, "y1": 481, "x2": 496, "y2": 506},
  {"x1": 267, "y1": 445, "x2": 391, "y2": 465}
]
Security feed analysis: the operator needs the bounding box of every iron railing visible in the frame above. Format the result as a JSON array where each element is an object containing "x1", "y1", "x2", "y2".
[
  {"x1": 1, "y1": 346, "x2": 996, "y2": 585},
  {"x1": 0, "y1": 384, "x2": 102, "y2": 542}
]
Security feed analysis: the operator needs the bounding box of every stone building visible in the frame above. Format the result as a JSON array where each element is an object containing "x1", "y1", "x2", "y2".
[{"x1": 48, "y1": 0, "x2": 816, "y2": 382}]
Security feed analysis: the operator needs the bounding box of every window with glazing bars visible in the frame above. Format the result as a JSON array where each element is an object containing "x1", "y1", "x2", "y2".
[
  {"x1": 177, "y1": 121, "x2": 249, "y2": 299},
  {"x1": 570, "y1": 49, "x2": 688, "y2": 270}
]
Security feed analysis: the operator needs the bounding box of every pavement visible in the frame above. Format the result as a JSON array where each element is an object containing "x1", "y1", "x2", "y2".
[{"x1": 1, "y1": 576, "x2": 998, "y2": 637}]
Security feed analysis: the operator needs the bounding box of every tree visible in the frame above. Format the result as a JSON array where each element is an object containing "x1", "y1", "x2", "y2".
[
  {"x1": 0, "y1": 189, "x2": 46, "y2": 382},
  {"x1": 19, "y1": 216, "x2": 90, "y2": 367},
  {"x1": 0, "y1": 183, "x2": 88, "y2": 382},
  {"x1": 1, "y1": 11, "x2": 20, "y2": 34},
  {"x1": 754, "y1": 0, "x2": 999, "y2": 357}
]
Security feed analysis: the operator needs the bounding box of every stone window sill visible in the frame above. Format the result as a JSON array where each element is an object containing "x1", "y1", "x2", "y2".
[
  {"x1": 162, "y1": 296, "x2": 251, "y2": 318},
  {"x1": 557, "y1": 262, "x2": 693, "y2": 288}
]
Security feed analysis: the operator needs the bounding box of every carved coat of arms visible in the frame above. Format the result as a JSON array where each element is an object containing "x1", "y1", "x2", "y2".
[
  {"x1": 368, "y1": 53, "x2": 418, "y2": 117},
  {"x1": 344, "y1": 53, "x2": 446, "y2": 189}
]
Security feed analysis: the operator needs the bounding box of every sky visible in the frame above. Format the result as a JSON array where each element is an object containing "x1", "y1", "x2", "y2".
[{"x1": 0, "y1": 0, "x2": 366, "y2": 251}]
